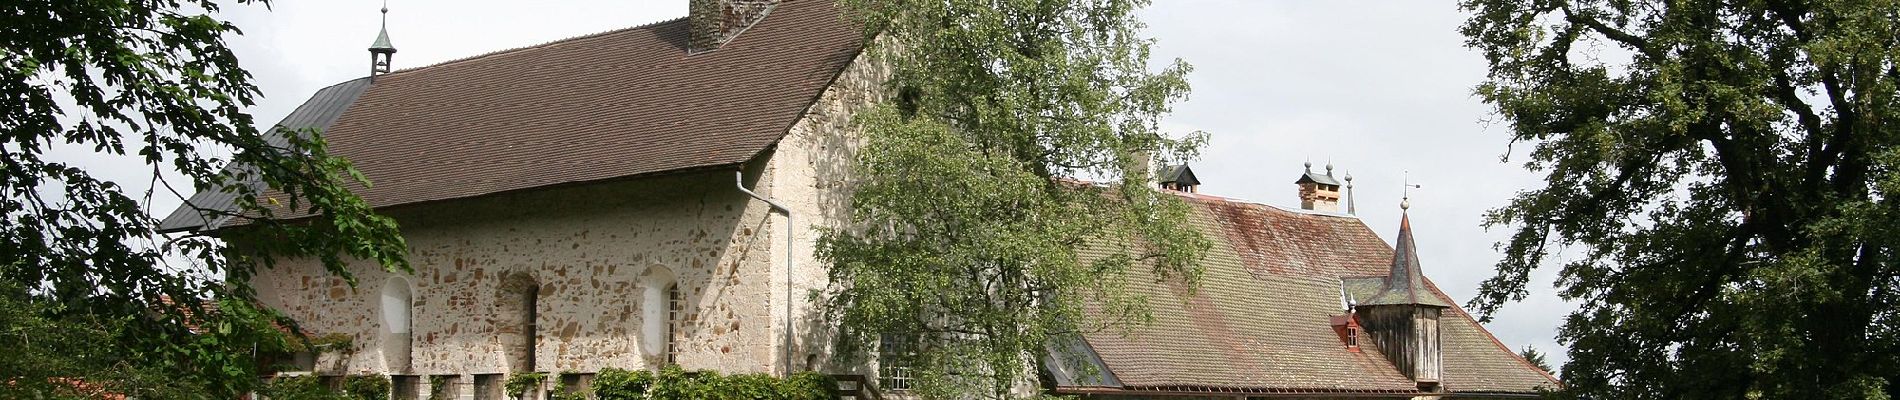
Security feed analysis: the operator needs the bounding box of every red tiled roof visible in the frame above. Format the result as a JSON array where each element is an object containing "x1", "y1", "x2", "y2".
[
  {"x1": 1069, "y1": 193, "x2": 1560, "y2": 395},
  {"x1": 278, "y1": 0, "x2": 861, "y2": 212}
]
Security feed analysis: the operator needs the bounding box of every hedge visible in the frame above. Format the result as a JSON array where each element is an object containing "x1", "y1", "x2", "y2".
[
  {"x1": 592, "y1": 366, "x2": 838, "y2": 400},
  {"x1": 256, "y1": 374, "x2": 387, "y2": 400}
]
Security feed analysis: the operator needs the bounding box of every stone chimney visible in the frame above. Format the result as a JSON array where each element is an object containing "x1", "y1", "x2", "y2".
[
  {"x1": 1351, "y1": 202, "x2": 1450, "y2": 389},
  {"x1": 689, "y1": 0, "x2": 780, "y2": 53},
  {"x1": 1294, "y1": 162, "x2": 1341, "y2": 212}
]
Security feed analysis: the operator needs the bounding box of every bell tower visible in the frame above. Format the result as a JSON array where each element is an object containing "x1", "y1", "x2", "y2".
[{"x1": 369, "y1": 1, "x2": 397, "y2": 78}]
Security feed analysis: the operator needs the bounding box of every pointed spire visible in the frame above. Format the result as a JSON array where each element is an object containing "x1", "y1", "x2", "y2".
[
  {"x1": 1359, "y1": 191, "x2": 1448, "y2": 307},
  {"x1": 370, "y1": 1, "x2": 396, "y2": 53}
]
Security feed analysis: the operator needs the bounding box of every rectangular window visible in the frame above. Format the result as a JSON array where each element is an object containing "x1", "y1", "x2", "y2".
[
  {"x1": 391, "y1": 375, "x2": 421, "y2": 400},
  {"x1": 877, "y1": 334, "x2": 913, "y2": 393},
  {"x1": 472, "y1": 374, "x2": 503, "y2": 400},
  {"x1": 428, "y1": 375, "x2": 461, "y2": 400}
]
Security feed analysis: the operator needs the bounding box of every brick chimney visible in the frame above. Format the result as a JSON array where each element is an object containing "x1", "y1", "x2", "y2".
[
  {"x1": 1294, "y1": 162, "x2": 1341, "y2": 212},
  {"x1": 689, "y1": 0, "x2": 780, "y2": 53}
]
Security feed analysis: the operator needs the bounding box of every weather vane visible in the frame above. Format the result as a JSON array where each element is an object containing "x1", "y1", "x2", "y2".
[{"x1": 1402, "y1": 171, "x2": 1421, "y2": 210}]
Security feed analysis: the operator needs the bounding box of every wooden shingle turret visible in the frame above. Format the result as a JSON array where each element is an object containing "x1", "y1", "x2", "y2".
[{"x1": 1345, "y1": 200, "x2": 1450, "y2": 389}]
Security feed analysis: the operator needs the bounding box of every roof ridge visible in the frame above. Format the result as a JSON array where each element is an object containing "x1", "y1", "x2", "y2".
[
  {"x1": 384, "y1": 16, "x2": 689, "y2": 76},
  {"x1": 1169, "y1": 190, "x2": 1362, "y2": 220}
]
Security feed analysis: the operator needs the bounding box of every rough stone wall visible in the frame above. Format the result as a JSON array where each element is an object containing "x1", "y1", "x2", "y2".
[
  {"x1": 252, "y1": 168, "x2": 781, "y2": 376},
  {"x1": 763, "y1": 41, "x2": 889, "y2": 375}
]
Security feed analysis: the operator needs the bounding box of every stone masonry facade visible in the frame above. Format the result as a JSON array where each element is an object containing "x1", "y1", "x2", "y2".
[{"x1": 251, "y1": 48, "x2": 885, "y2": 397}]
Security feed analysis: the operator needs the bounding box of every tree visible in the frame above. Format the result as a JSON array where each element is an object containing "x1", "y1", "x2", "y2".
[
  {"x1": 816, "y1": 0, "x2": 1208, "y2": 398},
  {"x1": 1461, "y1": 0, "x2": 1900, "y2": 398},
  {"x1": 1519, "y1": 345, "x2": 1554, "y2": 375},
  {"x1": 1, "y1": 1, "x2": 408, "y2": 397}
]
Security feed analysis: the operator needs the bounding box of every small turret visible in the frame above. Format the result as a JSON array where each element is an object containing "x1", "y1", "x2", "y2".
[{"x1": 369, "y1": 2, "x2": 397, "y2": 78}]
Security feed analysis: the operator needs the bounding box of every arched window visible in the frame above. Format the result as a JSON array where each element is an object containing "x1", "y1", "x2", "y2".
[
  {"x1": 639, "y1": 266, "x2": 678, "y2": 365},
  {"x1": 380, "y1": 277, "x2": 414, "y2": 372},
  {"x1": 496, "y1": 271, "x2": 539, "y2": 373}
]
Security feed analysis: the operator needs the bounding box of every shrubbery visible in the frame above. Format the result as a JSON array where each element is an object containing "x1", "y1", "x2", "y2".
[
  {"x1": 592, "y1": 366, "x2": 837, "y2": 400},
  {"x1": 259, "y1": 367, "x2": 837, "y2": 400},
  {"x1": 256, "y1": 374, "x2": 387, "y2": 400}
]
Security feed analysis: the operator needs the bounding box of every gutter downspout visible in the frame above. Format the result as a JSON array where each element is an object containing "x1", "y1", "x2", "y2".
[{"x1": 737, "y1": 170, "x2": 795, "y2": 378}]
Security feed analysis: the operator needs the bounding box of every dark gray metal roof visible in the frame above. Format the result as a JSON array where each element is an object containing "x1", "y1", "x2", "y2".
[
  {"x1": 157, "y1": 77, "x2": 374, "y2": 233},
  {"x1": 1295, "y1": 163, "x2": 1342, "y2": 186},
  {"x1": 1156, "y1": 164, "x2": 1199, "y2": 187}
]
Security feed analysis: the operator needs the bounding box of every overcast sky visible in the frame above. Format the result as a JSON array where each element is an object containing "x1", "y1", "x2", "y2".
[{"x1": 185, "y1": 0, "x2": 1575, "y2": 368}]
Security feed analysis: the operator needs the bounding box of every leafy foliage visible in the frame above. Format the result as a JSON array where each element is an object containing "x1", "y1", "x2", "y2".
[
  {"x1": 1461, "y1": 0, "x2": 1900, "y2": 398},
  {"x1": 257, "y1": 375, "x2": 347, "y2": 400},
  {"x1": 1519, "y1": 345, "x2": 1553, "y2": 375},
  {"x1": 0, "y1": 0, "x2": 408, "y2": 397},
  {"x1": 342, "y1": 375, "x2": 391, "y2": 400},
  {"x1": 505, "y1": 371, "x2": 547, "y2": 398},
  {"x1": 819, "y1": 0, "x2": 1208, "y2": 398},
  {"x1": 590, "y1": 366, "x2": 839, "y2": 400}
]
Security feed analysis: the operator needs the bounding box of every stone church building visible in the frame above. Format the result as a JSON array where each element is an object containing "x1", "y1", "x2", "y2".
[{"x1": 162, "y1": 0, "x2": 1559, "y2": 398}]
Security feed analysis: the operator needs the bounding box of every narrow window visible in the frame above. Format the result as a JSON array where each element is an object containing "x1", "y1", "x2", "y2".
[
  {"x1": 639, "y1": 266, "x2": 677, "y2": 365},
  {"x1": 666, "y1": 283, "x2": 683, "y2": 365},
  {"x1": 381, "y1": 277, "x2": 414, "y2": 373},
  {"x1": 878, "y1": 334, "x2": 913, "y2": 393}
]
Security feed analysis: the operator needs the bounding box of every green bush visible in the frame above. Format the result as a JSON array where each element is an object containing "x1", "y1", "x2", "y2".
[
  {"x1": 589, "y1": 366, "x2": 837, "y2": 400},
  {"x1": 592, "y1": 368, "x2": 655, "y2": 400},
  {"x1": 341, "y1": 375, "x2": 390, "y2": 400},
  {"x1": 781, "y1": 372, "x2": 840, "y2": 400},
  {"x1": 504, "y1": 372, "x2": 546, "y2": 398},
  {"x1": 257, "y1": 375, "x2": 347, "y2": 400}
]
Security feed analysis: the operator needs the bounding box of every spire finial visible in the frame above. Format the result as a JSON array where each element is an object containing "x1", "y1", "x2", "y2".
[
  {"x1": 1401, "y1": 171, "x2": 1421, "y2": 211},
  {"x1": 1344, "y1": 171, "x2": 1357, "y2": 215},
  {"x1": 1325, "y1": 160, "x2": 1334, "y2": 176}
]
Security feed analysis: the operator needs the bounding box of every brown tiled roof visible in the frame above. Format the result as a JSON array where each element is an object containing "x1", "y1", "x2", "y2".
[
  {"x1": 246, "y1": 0, "x2": 861, "y2": 217},
  {"x1": 1068, "y1": 194, "x2": 1559, "y2": 396}
]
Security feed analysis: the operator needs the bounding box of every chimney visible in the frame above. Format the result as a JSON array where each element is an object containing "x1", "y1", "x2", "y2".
[
  {"x1": 1157, "y1": 164, "x2": 1200, "y2": 193},
  {"x1": 1352, "y1": 201, "x2": 1450, "y2": 389},
  {"x1": 1294, "y1": 162, "x2": 1341, "y2": 212},
  {"x1": 689, "y1": 0, "x2": 780, "y2": 53},
  {"x1": 368, "y1": 3, "x2": 396, "y2": 78}
]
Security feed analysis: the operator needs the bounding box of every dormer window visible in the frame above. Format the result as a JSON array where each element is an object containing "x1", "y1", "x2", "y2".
[
  {"x1": 1346, "y1": 325, "x2": 1360, "y2": 351},
  {"x1": 1330, "y1": 313, "x2": 1361, "y2": 352}
]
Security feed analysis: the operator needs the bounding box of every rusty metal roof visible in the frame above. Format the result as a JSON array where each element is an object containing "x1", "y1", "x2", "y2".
[
  {"x1": 1066, "y1": 194, "x2": 1558, "y2": 395},
  {"x1": 164, "y1": 0, "x2": 862, "y2": 229}
]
